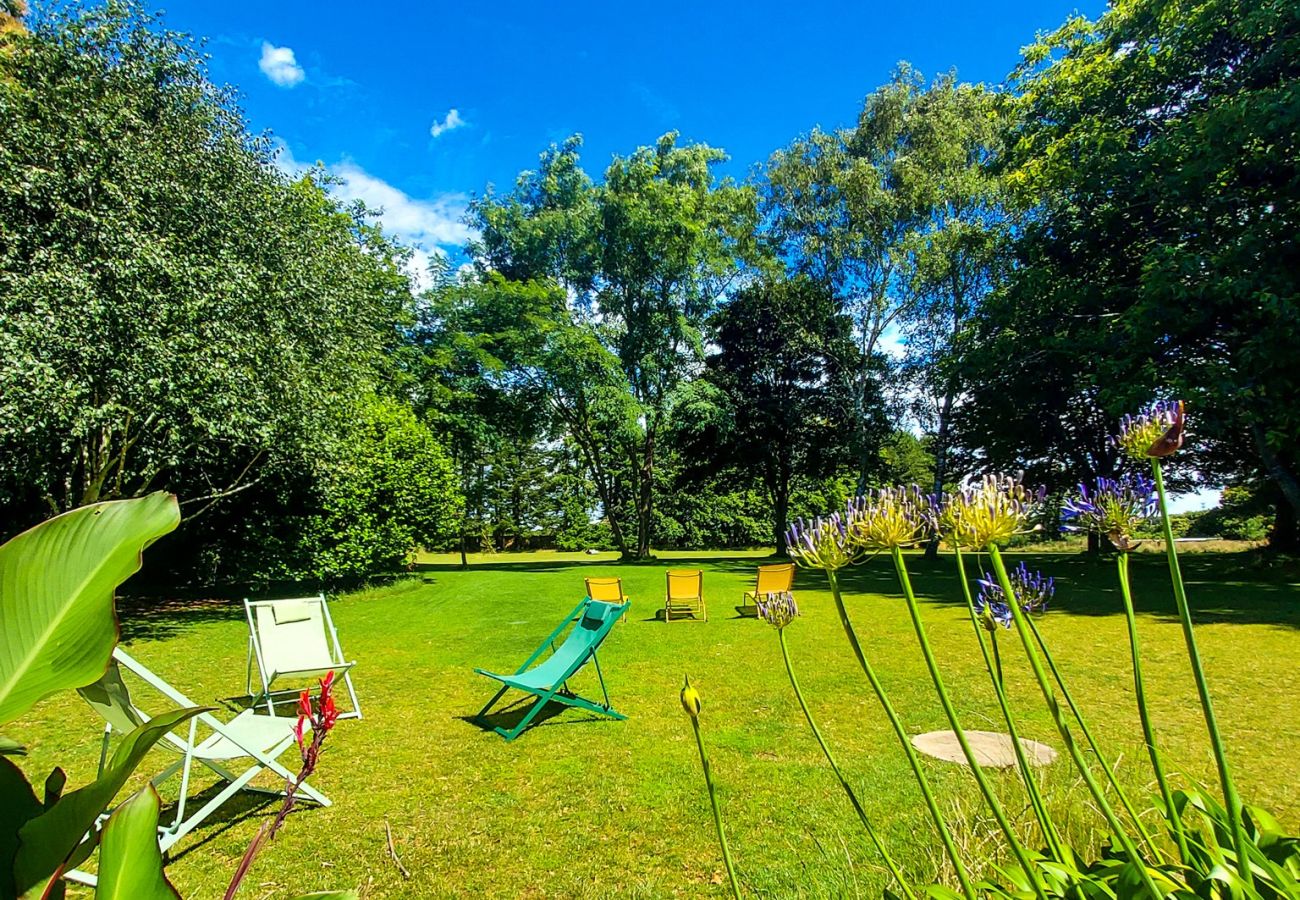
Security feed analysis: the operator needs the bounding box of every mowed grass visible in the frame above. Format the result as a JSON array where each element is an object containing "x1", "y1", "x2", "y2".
[{"x1": 12, "y1": 550, "x2": 1300, "y2": 898}]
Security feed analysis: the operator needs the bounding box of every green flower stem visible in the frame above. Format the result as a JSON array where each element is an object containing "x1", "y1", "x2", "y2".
[
  {"x1": 825, "y1": 569, "x2": 978, "y2": 900},
  {"x1": 689, "y1": 715, "x2": 742, "y2": 900},
  {"x1": 777, "y1": 628, "x2": 917, "y2": 900},
  {"x1": 986, "y1": 545, "x2": 1165, "y2": 898},
  {"x1": 991, "y1": 629, "x2": 1005, "y2": 688},
  {"x1": 1117, "y1": 551, "x2": 1190, "y2": 862},
  {"x1": 1022, "y1": 613, "x2": 1161, "y2": 855},
  {"x1": 953, "y1": 547, "x2": 1064, "y2": 862},
  {"x1": 889, "y1": 548, "x2": 1048, "y2": 900},
  {"x1": 1151, "y1": 459, "x2": 1251, "y2": 885}
]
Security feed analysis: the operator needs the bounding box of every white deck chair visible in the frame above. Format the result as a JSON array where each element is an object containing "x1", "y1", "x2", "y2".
[
  {"x1": 70, "y1": 647, "x2": 330, "y2": 883},
  {"x1": 245, "y1": 595, "x2": 361, "y2": 720}
]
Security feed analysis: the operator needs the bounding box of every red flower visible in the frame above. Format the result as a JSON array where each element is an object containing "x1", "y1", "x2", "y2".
[{"x1": 292, "y1": 714, "x2": 307, "y2": 751}]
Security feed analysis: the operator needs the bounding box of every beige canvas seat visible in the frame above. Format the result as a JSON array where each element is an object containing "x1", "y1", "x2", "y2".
[{"x1": 245, "y1": 594, "x2": 360, "y2": 719}]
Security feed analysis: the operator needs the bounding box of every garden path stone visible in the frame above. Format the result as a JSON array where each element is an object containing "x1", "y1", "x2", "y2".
[{"x1": 911, "y1": 730, "x2": 1057, "y2": 768}]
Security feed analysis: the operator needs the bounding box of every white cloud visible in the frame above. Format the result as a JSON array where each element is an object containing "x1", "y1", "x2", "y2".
[
  {"x1": 330, "y1": 161, "x2": 475, "y2": 247},
  {"x1": 259, "y1": 42, "x2": 305, "y2": 88},
  {"x1": 430, "y1": 108, "x2": 467, "y2": 138},
  {"x1": 270, "y1": 140, "x2": 475, "y2": 291}
]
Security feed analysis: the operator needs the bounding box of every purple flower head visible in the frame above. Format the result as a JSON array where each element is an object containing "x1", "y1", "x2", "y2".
[
  {"x1": 1116, "y1": 400, "x2": 1185, "y2": 460},
  {"x1": 785, "y1": 511, "x2": 860, "y2": 571},
  {"x1": 756, "y1": 591, "x2": 799, "y2": 630},
  {"x1": 975, "y1": 562, "x2": 1055, "y2": 631},
  {"x1": 1062, "y1": 474, "x2": 1158, "y2": 550}
]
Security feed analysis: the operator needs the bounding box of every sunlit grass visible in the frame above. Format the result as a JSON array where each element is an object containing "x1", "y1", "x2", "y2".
[{"x1": 12, "y1": 550, "x2": 1298, "y2": 898}]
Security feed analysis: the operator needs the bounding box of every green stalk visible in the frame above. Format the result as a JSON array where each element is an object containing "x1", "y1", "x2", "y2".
[
  {"x1": 890, "y1": 548, "x2": 1048, "y2": 900},
  {"x1": 1151, "y1": 459, "x2": 1251, "y2": 884},
  {"x1": 778, "y1": 628, "x2": 917, "y2": 900},
  {"x1": 1117, "y1": 551, "x2": 1190, "y2": 862},
  {"x1": 986, "y1": 545, "x2": 1166, "y2": 899},
  {"x1": 825, "y1": 569, "x2": 978, "y2": 900},
  {"x1": 689, "y1": 714, "x2": 742, "y2": 900},
  {"x1": 953, "y1": 547, "x2": 1065, "y2": 862},
  {"x1": 1024, "y1": 613, "x2": 1161, "y2": 853}
]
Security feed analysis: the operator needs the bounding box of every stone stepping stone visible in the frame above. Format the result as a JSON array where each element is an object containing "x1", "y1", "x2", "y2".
[{"x1": 912, "y1": 730, "x2": 1057, "y2": 768}]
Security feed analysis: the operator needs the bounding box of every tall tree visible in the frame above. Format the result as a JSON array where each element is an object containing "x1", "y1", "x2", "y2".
[
  {"x1": 763, "y1": 66, "x2": 933, "y2": 491},
  {"x1": 0, "y1": 4, "x2": 412, "y2": 535},
  {"x1": 890, "y1": 76, "x2": 1011, "y2": 554},
  {"x1": 469, "y1": 133, "x2": 759, "y2": 557},
  {"x1": 993, "y1": 0, "x2": 1300, "y2": 548},
  {"x1": 703, "y1": 277, "x2": 859, "y2": 550}
]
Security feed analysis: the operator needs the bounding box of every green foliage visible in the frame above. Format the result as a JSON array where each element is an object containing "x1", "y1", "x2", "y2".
[
  {"x1": 0, "y1": 3, "x2": 413, "y2": 534},
  {"x1": 0, "y1": 493, "x2": 179, "y2": 727},
  {"x1": 95, "y1": 787, "x2": 180, "y2": 899},
  {"x1": 699, "y1": 276, "x2": 859, "y2": 549},
  {"x1": 0, "y1": 494, "x2": 198, "y2": 900},
  {"x1": 1185, "y1": 485, "x2": 1274, "y2": 542},
  {"x1": 467, "y1": 134, "x2": 761, "y2": 557},
  {"x1": 984, "y1": 0, "x2": 1300, "y2": 546},
  {"x1": 295, "y1": 397, "x2": 463, "y2": 580}
]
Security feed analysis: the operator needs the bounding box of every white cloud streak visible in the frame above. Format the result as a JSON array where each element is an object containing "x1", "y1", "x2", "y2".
[
  {"x1": 272, "y1": 141, "x2": 475, "y2": 290},
  {"x1": 258, "y1": 42, "x2": 305, "y2": 88},
  {"x1": 429, "y1": 108, "x2": 467, "y2": 138}
]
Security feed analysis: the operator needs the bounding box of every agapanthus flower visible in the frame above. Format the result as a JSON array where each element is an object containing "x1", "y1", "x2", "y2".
[
  {"x1": 1062, "y1": 474, "x2": 1158, "y2": 551},
  {"x1": 974, "y1": 562, "x2": 1055, "y2": 630},
  {"x1": 756, "y1": 591, "x2": 799, "y2": 630},
  {"x1": 1116, "y1": 400, "x2": 1185, "y2": 460},
  {"x1": 936, "y1": 475, "x2": 1045, "y2": 549},
  {"x1": 846, "y1": 486, "x2": 935, "y2": 550},
  {"x1": 680, "y1": 676, "x2": 702, "y2": 719},
  {"x1": 786, "y1": 512, "x2": 861, "y2": 570}
]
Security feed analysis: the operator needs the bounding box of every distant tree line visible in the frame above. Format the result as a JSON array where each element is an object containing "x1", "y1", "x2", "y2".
[{"x1": 1, "y1": 0, "x2": 1295, "y2": 582}]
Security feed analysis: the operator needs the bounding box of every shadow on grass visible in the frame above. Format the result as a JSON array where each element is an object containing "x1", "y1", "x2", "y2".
[
  {"x1": 831, "y1": 551, "x2": 1300, "y2": 630},
  {"x1": 458, "y1": 694, "x2": 614, "y2": 738}
]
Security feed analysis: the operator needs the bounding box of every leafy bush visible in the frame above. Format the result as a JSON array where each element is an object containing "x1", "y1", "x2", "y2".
[{"x1": 293, "y1": 398, "x2": 463, "y2": 580}]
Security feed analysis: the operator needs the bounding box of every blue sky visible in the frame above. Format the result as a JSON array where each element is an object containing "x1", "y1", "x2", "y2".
[{"x1": 145, "y1": 0, "x2": 1109, "y2": 269}]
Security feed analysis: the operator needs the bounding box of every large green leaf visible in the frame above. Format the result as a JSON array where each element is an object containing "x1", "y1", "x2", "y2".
[
  {"x1": 12, "y1": 706, "x2": 203, "y2": 894},
  {"x1": 94, "y1": 786, "x2": 180, "y2": 900},
  {"x1": 0, "y1": 493, "x2": 179, "y2": 727},
  {"x1": 0, "y1": 758, "x2": 42, "y2": 900}
]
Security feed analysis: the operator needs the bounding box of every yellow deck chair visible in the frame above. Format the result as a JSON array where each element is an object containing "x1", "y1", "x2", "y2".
[
  {"x1": 664, "y1": 569, "x2": 706, "y2": 622},
  {"x1": 585, "y1": 576, "x2": 629, "y2": 621},
  {"x1": 742, "y1": 563, "x2": 796, "y2": 615}
]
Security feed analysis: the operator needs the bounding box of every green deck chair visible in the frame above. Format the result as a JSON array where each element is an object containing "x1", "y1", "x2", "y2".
[{"x1": 473, "y1": 597, "x2": 629, "y2": 741}]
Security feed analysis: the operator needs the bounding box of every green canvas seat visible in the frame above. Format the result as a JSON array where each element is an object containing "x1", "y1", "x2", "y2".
[{"x1": 474, "y1": 597, "x2": 629, "y2": 741}]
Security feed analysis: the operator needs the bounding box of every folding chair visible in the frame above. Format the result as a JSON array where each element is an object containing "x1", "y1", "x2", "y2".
[
  {"x1": 245, "y1": 595, "x2": 360, "y2": 719},
  {"x1": 584, "y1": 576, "x2": 630, "y2": 622},
  {"x1": 72, "y1": 647, "x2": 329, "y2": 878},
  {"x1": 664, "y1": 569, "x2": 706, "y2": 622},
  {"x1": 473, "y1": 598, "x2": 629, "y2": 741},
  {"x1": 741, "y1": 563, "x2": 796, "y2": 616}
]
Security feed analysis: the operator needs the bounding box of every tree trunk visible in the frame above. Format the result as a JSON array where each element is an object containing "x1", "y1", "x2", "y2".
[
  {"x1": 1271, "y1": 496, "x2": 1299, "y2": 553},
  {"x1": 924, "y1": 382, "x2": 958, "y2": 560},
  {"x1": 1086, "y1": 531, "x2": 1101, "y2": 556},
  {"x1": 772, "y1": 478, "x2": 790, "y2": 557},
  {"x1": 632, "y1": 427, "x2": 656, "y2": 559},
  {"x1": 1251, "y1": 423, "x2": 1300, "y2": 553}
]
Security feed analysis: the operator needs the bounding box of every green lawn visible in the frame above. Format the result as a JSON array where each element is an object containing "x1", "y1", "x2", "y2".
[{"x1": 13, "y1": 550, "x2": 1300, "y2": 898}]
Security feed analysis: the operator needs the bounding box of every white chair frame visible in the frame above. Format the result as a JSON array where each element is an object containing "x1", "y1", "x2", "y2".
[{"x1": 244, "y1": 594, "x2": 361, "y2": 720}]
